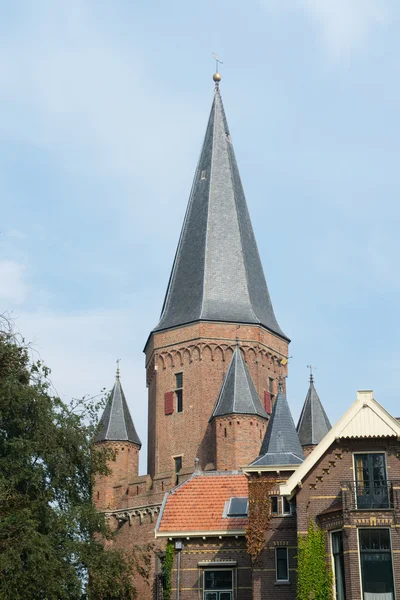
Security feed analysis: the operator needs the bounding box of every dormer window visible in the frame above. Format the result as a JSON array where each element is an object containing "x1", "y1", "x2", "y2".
[{"x1": 227, "y1": 497, "x2": 248, "y2": 517}]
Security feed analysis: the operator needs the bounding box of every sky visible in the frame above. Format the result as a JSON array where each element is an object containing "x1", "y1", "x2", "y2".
[{"x1": 1, "y1": 0, "x2": 400, "y2": 473}]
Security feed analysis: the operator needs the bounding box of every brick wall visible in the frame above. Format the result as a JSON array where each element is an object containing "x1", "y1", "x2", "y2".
[
  {"x1": 93, "y1": 440, "x2": 140, "y2": 511},
  {"x1": 214, "y1": 414, "x2": 267, "y2": 471},
  {"x1": 145, "y1": 321, "x2": 289, "y2": 477}
]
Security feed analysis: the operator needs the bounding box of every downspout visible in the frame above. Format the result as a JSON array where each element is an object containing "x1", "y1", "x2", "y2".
[
  {"x1": 176, "y1": 548, "x2": 181, "y2": 600},
  {"x1": 175, "y1": 540, "x2": 183, "y2": 600}
]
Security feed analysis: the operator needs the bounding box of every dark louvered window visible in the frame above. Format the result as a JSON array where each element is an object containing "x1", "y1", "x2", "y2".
[
  {"x1": 174, "y1": 456, "x2": 182, "y2": 473},
  {"x1": 175, "y1": 373, "x2": 183, "y2": 413}
]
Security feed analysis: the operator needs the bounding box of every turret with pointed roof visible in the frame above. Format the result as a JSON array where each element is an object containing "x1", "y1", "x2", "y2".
[
  {"x1": 94, "y1": 367, "x2": 141, "y2": 510},
  {"x1": 154, "y1": 79, "x2": 287, "y2": 341},
  {"x1": 211, "y1": 346, "x2": 269, "y2": 470},
  {"x1": 210, "y1": 346, "x2": 268, "y2": 420},
  {"x1": 297, "y1": 375, "x2": 331, "y2": 448},
  {"x1": 96, "y1": 368, "x2": 141, "y2": 446},
  {"x1": 251, "y1": 381, "x2": 304, "y2": 468}
]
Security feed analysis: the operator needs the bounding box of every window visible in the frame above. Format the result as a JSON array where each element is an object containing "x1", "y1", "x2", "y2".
[
  {"x1": 282, "y1": 497, "x2": 291, "y2": 515},
  {"x1": 359, "y1": 529, "x2": 394, "y2": 599},
  {"x1": 331, "y1": 531, "x2": 346, "y2": 600},
  {"x1": 175, "y1": 372, "x2": 183, "y2": 388},
  {"x1": 269, "y1": 377, "x2": 274, "y2": 394},
  {"x1": 270, "y1": 496, "x2": 292, "y2": 516},
  {"x1": 175, "y1": 373, "x2": 183, "y2": 413},
  {"x1": 204, "y1": 570, "x2": 233, "y2": 600},
  {"x1": 271, "y1": 496, "x2": 279, "y2": 514},
  {"x1": 275, "y1": 547, "x2": 289, "y2": 582},
  {"x1": 227, "y1": 497, "x2": 248, "y2": 517},
  {"x1": 174, "y1": 456, "x2": 182, "y2": 473},
  {"x1": 354, "y1": 453, "x2": 389, "y2": 509}
]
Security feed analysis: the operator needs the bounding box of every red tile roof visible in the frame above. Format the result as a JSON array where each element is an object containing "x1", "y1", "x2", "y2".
[{"x1": 157, "y1": 473, "x2": 248, "y2": 534}]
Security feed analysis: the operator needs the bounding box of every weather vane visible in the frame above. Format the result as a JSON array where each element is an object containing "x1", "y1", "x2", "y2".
[
  {"x1": 307, "y1": 364, "x2": 316, "y2": 382},
  {"x1": 116, "y1": 358, "x2": 121, "y2": 378},
  {"x1": 212, "y1": 52, "x2": 223, "y2": 73}
]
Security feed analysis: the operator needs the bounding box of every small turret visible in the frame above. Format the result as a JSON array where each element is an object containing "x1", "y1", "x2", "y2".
[
  {"x1": 210, "y1": 346, "x2": 268, "y2": 470},
  {"x1": 297, "y1": 372, "x2": 331, "y2": 455},
  {"x1": 94, "y1": 366, "x2": 141, "y2": 510}
]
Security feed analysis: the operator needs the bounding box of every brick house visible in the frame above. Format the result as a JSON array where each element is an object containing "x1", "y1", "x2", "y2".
[{"x1": 93, "y1": 71, "x2": 400, "y2": 600}]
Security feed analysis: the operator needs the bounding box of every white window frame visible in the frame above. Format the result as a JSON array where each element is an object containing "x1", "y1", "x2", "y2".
[
  {"x1": 275, "y1": 547, "x2": 289, "y2": 583},
  {"x1": 270, "y1": 495, "x2": 292, "y2": 516}
]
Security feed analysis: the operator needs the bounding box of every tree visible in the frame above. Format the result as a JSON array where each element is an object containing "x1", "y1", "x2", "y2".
[
  {"x1": 0, "y1": 318, "x2": 151, "y2": 599},
  {"x1": 297, "y1": 520, "x2": 333, "y2": 600}
]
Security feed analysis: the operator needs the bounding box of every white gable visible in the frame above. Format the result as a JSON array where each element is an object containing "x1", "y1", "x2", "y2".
[
  {"x1": 280, "y1": 391, "x2": 400, "y2": 496},
  {"x1": 337, "y1": 403, "x2": 398, "y2": 439}
]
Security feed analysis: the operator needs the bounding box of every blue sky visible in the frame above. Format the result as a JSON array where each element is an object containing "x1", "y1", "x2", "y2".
[{"x1": 1, "y1": 0, "x2": 400, "y2": 472}]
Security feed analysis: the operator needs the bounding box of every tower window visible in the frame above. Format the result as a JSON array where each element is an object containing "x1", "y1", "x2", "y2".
[
  {"x1": 175, "y1": 372, "x2": 183, "y2": 413},
  {"x1": 174, "y1": 456, "x2": 182, "y2": 473},
  {"x1": 200, "y1": 170, "x2": 207, "y2": 180}
]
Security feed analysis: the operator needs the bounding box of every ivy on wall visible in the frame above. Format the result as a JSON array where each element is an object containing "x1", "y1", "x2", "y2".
[
  {"x1": 162, "y1": 541, "x2": 174, "y2": 600},
  {"x1": 245, "y1": 477, "x2": 275, "y2": 562},
  {"x1": 297, "y1": 520, "x2": 333, "y2": 600}
]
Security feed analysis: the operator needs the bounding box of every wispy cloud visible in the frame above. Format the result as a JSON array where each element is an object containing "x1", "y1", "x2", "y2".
[{"x1": 263, "y1": 0, "x2": 390, "y2": 61}]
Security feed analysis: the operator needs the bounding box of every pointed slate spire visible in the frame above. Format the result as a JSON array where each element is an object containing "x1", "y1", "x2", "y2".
[
  {"x1": 154, "y1": 78, "x2": 288, "y2": 341},
  {"x1": 96, "y1": 368, "x2": 141, "y2": 446},
  {"x1": 297, "y1": 375, "x2": 331, "y2": 446},
  {"x1": 251, "y1": 380, "x2": 304, "y2": 467},
  {"x1": 210, "y1": 346, "x2": 268, "y2": 420}
]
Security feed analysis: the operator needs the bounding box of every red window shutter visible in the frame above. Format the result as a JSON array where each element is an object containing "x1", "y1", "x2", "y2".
[
  {"x1": 264, "y1": 391, "x2": 272, "y2": 414},
  {"x1": 164, "y1": 391, "x2": 174, "y2": 415}
]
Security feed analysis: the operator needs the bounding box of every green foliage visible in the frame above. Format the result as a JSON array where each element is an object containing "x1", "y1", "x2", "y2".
[
  {"x1": 297, "y1": 520, "x2": 333, "y2": 600},
  {"x1": 162, "y1": 541, "x2": 174, "y2": 600},
  {"x1": 0, "y1": 318, "x2": 151, "y2": 599}
]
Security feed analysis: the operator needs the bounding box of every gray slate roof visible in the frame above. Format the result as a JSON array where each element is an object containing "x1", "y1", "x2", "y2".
[
  {"x1": 153, "y1": 84, "x2": 287, "y2": 341},
  {"x1": 96, "y1": 374, "x2": 141, "y2": 446},
  {"x1": 297, "y1": 377, "x2": 331, "y2": 446},
  {"x1": 251, "y1": 384, "x2": 304, "y2": 467},
  {"x1": 210, "y1": 346, "x2": 268, "y2": 420}
]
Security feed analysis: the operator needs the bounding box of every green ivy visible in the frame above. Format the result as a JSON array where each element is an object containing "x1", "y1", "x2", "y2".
[
  {"x1": 297, "y1": 520, "x2": 333, "y2": 600},
  {"x1": 162, "y1": 541, "x2": 174, "y2": 600}
]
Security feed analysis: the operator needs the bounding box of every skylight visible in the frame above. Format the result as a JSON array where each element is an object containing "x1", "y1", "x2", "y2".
[{"x1": 227, "y1": 497, "x2": 248, "y2": 517}]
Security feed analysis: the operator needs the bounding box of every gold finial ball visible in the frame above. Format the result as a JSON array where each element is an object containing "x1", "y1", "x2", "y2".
[{"x1": 213, "y1": 72, "x2": 222, "y2": 83}]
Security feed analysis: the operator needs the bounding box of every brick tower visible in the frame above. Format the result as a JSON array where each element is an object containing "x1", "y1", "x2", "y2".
[
  {"x1": 145, "y1": 74, "x2": 290, "y2": 483},
  {"x1": 94, "y1": 366, "x2": 141, "y2": 511},
  {"x1": 94, "y1": 73, "x2": 291, "y2": 600},
  {"x1": 210, "y1": 346, "x2": 269, "y2": 471}
]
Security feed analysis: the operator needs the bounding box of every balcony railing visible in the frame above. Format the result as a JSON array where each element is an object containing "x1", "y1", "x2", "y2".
[{"x1": 342, "y1": 480, "x2": 400, "y2": 511}]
